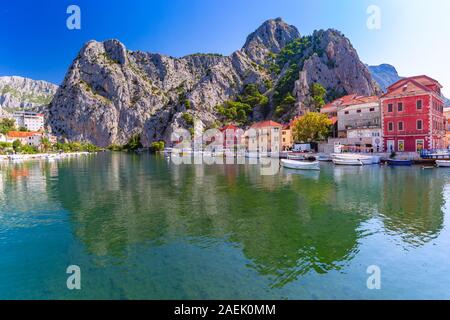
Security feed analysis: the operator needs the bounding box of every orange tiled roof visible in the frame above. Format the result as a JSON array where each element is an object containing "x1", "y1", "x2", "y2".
[
  {"x1": 7, "y1": 131, "x2": 42, "y2": 138},
  {"x1": 322, "y1": 94, "x2": 379, "y2": 112},
  {"x1": 250, "y1": 120, "x2": 282, "y2": 129},
  {"x1": 220, "y1": 124, "x2": 240, "y2": 131},
  {"x1": 341, "y1": 95, "x2": 379, "y2": 106}
]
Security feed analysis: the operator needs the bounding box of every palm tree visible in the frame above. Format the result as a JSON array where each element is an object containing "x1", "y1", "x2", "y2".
[{"x1": 41, "y1": 137, "x2": 52, "y2": 152}]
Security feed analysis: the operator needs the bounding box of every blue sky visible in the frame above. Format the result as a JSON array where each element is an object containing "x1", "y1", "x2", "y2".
[{"x1": 1, "y1": 0, "x2": 449, "y2": 96}]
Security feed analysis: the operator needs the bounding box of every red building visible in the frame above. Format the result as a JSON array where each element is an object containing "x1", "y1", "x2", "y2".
[
  {"x1": 381, "y1": 75, "x2": 445, "y2": 152},
  {"x1": 220, "y1": 124, "x2": 242, "y2": 149}
]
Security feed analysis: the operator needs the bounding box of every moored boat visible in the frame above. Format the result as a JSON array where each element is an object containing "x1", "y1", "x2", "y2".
[
  {"x1": 332, "y1": 158, "x2": 364, "y2": 166},
  {"x1": 245, "y1": 152, "x2": 259, "y2": 158},
  {"x1": 317, "y1": 154, "x2": 332, "y2": 162},
  {"x1": 332, "y1": 153, "x2": 373, "y2": 165},
  {"x1": 386, "y1": 159, "x2": 413, "y2": 166},
  {"x1": 436, "y1": 160, "x2": 450, "y2": 167},
  {"x1": 8, "y1": 155, "x2": 24, "y2": 162},
  {"x1": 281, "y1": 159, "x2": 320, "y2": 171}
]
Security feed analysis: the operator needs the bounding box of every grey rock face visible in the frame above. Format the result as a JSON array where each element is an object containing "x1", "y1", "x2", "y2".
[
  {"x1": 294, "y1": 30, "x2": 381, "y2": 115},
  {"x1": 49, "y1": 38, "x2": 266, "y2": 146},
  {"x1": 243, "y1": 18, "x2": 300, "y2": 64},
  {"x1": 0, "y1": 76, "x2": 58, "y2": 112}
]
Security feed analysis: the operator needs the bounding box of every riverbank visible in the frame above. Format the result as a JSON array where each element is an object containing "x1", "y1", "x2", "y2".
[{"x1": 0, "y1": 151, "x2": 95, "y2": 161}]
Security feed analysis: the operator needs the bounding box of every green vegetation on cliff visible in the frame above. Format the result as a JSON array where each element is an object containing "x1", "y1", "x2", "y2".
[{"x1": 217, "y1": 84, "x2": 268, "y2": 124}]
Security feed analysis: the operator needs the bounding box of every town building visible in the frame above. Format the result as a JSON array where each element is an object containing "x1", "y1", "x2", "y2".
[
  {"x1": 337, "y1": 95, "x2": 382, "y2": 151},
  {"x1": 6, "y1": 131, "x2": 43, "y2": 147},
  {"x1": 381, "y1": 75, "x2": 445, "y2": 152},
  {"x1": 445, "y1": 108, "x2": 450, "y2": 148},
  {"x1": 321, "y1": 94, "x2": 361, "y2": 139},
  {"x1": 245, "y1": 120, "x2": 282, "y2": 153},
  {"x1": 12, "y1": 112, "x2": 45, "y2": 132},
  {"x1": 220, "y1": 124, "x2": 242, "y2": 149},
  {"x1": 281, "y1": 123, "x2": 293, "y2": 151}
]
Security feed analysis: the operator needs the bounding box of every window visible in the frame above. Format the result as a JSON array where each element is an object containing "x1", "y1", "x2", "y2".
[
  {"x1": 388, "y1": 122, "x2": 394, "y2": 131},
  {"x1": 417, "y1": 120, "x2": 423, "y2": 130},
  {"x1": 370, "y1": 108, "x2": 375, "y2": 112},
  {"x1": 417, "y1": 100, "x2": 422, "y2": 110},
  {"x1": 388, "y1": 104, "x2": 393, "y2": 112},
  {"x1": 416, "y1": 139, "x2": 424, "y2": 152},
  {"x1": 398, "y1": 121, "x2": 404, "y2": 131},
  {"x1": 398, "y1": 103, "x2": 403, "y2": 112},
  {"x1": 356, "y1": 109, "x2": 361, "y2": 113},
  {"x1": 345, "y1": 111, "x2": 349, "y2": 115}
]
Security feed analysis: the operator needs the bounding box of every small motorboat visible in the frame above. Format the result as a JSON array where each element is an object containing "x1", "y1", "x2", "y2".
[
  {"x1": 287, "y1": 153, "x2": 306, "y2": 160},
  {"x1": 317, "y1": 154, "x2": 332, "y2": 162},
  {"x1": 281, "y1": 159, "x2": 320, "y2": 171},
  {"x1": 332, "y1": 158, "x2": 364, "y2": 166},
  {"x1": 386, "y1": 159, "x2": 413, "y2": 166},
  {"x1": 332, "y1": 153, "x2": 373, "y2": 165},
  {"x1": 436, "y1": 160, "x2": 450, "y2": 167},
  {"x1": 8, "y1": 155, "x2": 24, "y2": 162},
  {"x1": 245, "y1": 152, "x2": 259, "y2": 158},
  {"x1": 371, "y1": 156, "x2": 381, "y2": 164}
]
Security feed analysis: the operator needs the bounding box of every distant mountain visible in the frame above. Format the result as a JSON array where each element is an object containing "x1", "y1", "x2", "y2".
[
  {"x1": 369, "y1": 64, "x2": 449, "y2": 105},
  {"x1": 368, "y1": 64, "x2": 402, "y2": 92},
  {"x1": 0, "y1": 76, "x2": 58, "y2": 112}
]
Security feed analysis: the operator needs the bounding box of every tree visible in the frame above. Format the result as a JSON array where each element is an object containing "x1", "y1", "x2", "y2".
[
  {"x1": 292, "y1": 112, "x2": 333, "y2": 143},
  {"x1": 0, "y1": 118, "x2": 15, "y2": 134},
  {"x1": 275, "y1": 93, "x2": 296, "y2": 117},
  {"x1": 41, "y1": 137, "x2": 52, "y2": 152},
  {"x1": 12, "y1": 139, "x2": 22, "y2": 152},
  {"x1": 310, "y1": 83, "x2": 327, "y2": 111}
]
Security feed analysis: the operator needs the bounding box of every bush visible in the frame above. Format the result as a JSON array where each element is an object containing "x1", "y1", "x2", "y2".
[
  {"x1": 182, "y1": 113, "x2": 194, "y2": 126},
  {"x1": 124, "y1": 135, "x2": 143, "y2": 151},
  {"x1": 150, "y1": 141, "x2": 165, "y2": 152}
]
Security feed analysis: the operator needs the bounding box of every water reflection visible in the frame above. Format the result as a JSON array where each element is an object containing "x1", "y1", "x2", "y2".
[{"x1": 1, "y1": 154, "x2": 447, "y2": 290}]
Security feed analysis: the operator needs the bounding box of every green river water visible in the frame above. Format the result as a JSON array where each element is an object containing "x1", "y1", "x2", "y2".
[{"x1": 0, "y1": 152, "x2": 449, "y2": 299}]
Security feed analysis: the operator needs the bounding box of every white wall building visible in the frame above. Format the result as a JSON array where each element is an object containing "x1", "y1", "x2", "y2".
[{"x1": 12, "y1": 112, "x2": 45, "y2": 132}]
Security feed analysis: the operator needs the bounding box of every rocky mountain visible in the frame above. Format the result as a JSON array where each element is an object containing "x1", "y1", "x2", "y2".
[
  {"x1": 0, "y1": 76, "x2": 58, "y2": 113},
  {"x1": 368, "y1": 64, "x2": 402, "y2": 92},
  {"x1": 49, "y1": 18, "x2": 381, "y2": 147}
]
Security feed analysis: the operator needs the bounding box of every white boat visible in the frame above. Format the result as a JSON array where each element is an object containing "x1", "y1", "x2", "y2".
[
  {"x1": 287, "y1": 154, "x2": 306, "y2": 160},
  {"x1": 8, "y1": 155, "x2": 24, "y2": 162},
  {"x1": 371, "y1": 156, "x2": 381, "y2": 164},
  {"x1": 281, "y1": 159, "x2": 320, "y2": 171},
  {"x1": 332, "y1": 153, "x2": 373, "y2": 165},
  {"x1": 436, "y1": 160, "x2": 450, "y2": 167},
  {"x1": 317, "y1": 154, "x2": 332, "y2": 162},
  {"x1": 332, "y1": 158, "x2": 365, "y2": 166},
  {"x1": 245, "y1": 152, "x2": 259, "y2": 158}
]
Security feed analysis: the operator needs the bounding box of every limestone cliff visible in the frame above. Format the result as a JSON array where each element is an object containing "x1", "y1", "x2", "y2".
[{"x1": 48, "y1": 18, "x2": 380, "y2": 147}]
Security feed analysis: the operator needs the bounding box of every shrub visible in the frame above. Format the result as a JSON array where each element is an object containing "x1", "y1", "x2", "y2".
[
  {"x1": 150, "y1": 141, "x2": 165, "y2": 152},
  {"x1": 182, "y1": 113, "x2": 194, "y2": 126}
]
